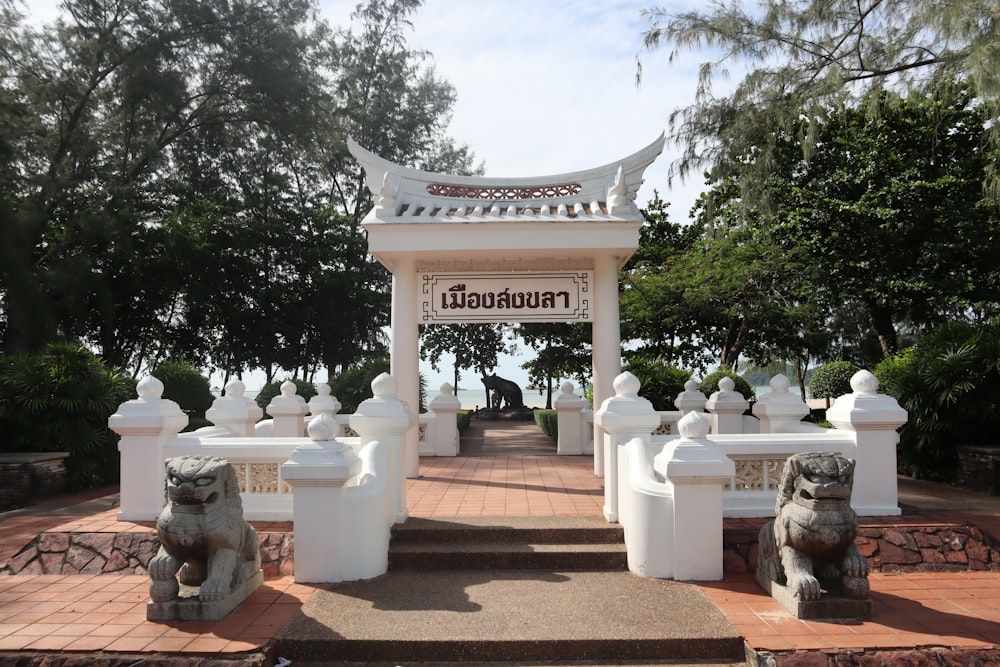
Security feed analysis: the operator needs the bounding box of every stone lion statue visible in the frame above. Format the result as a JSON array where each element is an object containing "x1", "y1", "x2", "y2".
[
  {"x1": 757, "y1": 452, "x2": 869, "y2": 601},
  {"x1": 149, "y1": 456, "x2": 261, "y2": 604}
]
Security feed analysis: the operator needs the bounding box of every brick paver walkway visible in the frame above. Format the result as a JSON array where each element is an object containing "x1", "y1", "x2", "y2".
[{"x1": 0, "y1": 419, "x2": 999, "y2": 660}]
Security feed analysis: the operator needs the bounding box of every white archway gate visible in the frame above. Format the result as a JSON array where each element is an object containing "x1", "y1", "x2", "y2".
[{"x1": 349, "y1": 135, "x2": 666, "y2": 497}]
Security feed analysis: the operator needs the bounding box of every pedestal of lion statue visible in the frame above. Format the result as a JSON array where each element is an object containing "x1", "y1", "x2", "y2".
[
  {"x1": 147, "y1": 456, "x2": 263, "y2": 622},
  {"x1": 755, "y1": 452, "x2": 873, "y2": 620}
]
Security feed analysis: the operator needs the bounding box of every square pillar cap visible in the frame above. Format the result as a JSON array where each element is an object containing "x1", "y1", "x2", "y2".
[{"x1": 827, "y1": 370, "x2": 907, "y2": 431}]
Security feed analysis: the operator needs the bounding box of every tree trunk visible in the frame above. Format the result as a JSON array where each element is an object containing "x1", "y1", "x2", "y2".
[
  {"x1": 867, "y1": 304, "x2": 898, "y2": 358},
  {"x1": 720, "y1": 318, "x2": 749, "y2": 370}
]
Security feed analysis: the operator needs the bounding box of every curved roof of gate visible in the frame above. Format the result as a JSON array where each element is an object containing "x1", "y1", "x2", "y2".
[{"x1": 348, "y1": 134, "x2": 665, "y2": 224}]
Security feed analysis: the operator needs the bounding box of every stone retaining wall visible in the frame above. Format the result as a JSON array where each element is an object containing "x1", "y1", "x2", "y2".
[
  {"x1": 956, "y1": 445, "x2": 1000, "y2": 495},
  {"x1": 1, "y1": 531, "x2": 294, "y2": 579},
  {"x1": 749, "y1": 646, "x2": 1000, "y2": 667},
  {"x1": 0, "y1": 453, "x2": 69, "y2": 511},
  {"x1": 5, "y1": 521, "x2": 998, "y2": 579},
  {"x1": 723, "y1": 519, "x2": 1000, "y2": 574}
]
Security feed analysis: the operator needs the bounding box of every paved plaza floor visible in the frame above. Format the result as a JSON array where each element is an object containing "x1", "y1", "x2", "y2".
[{"x1": 0, "y1": 419, "x2": 998, "y2": 661}]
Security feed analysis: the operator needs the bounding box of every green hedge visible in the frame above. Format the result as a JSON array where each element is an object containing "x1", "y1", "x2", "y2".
[
  {"x1": 623, "y1": 357, "x2": 692, "y2": 410},
  {"x1": 457, "y1": 410, "x2": 472, "y2": 433},
  {"x1": 255, "y1": 378, "x2": 318, "y2": 417},
  {"x1": 698, "y1": 370, "x2": 755, "y2": 402},
  {"x1": 809, "y1": 361, "x2": 860, "y2": 400},
  {"x1": 152, "y1": 360, "x2": 214, "y2": 430},
  {"x1": 535, "y1": 409, "x2": 557, "y2": 441}
]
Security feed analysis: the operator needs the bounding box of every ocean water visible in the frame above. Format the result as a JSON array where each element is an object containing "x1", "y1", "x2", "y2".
[{"x1": 425, "y1": 388, "x2": 551, "y2": 410}]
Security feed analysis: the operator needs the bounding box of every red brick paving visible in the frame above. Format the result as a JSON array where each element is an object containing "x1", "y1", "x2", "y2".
[{"x1": 1, "y1": 425, "x2": 999, "y2": 659}]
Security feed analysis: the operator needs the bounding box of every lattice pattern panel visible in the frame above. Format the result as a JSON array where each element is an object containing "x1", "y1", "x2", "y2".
[
  {"x1": 249, "y1": 463, "x2": 280, "y2": 494},
  {"x1": 418, "y1": 424, "x2": 427, "y2": 440},
  {"x1": 233, "y1": 463, "x2": 248, "y2": 493},
  {"x1": 725, "y1": 457, "x2": 789, "y2": 491},
  {"x1": 426, "y1": 182, "x2": 582, "y2": 200},
  {"x1": 653, "y1": 422, "x2": 673, "y2": 436},
  {"x1": 343, "y1": 425, "x2": 359, "y2": 437},
  {"x1": 232, "y1": 462, "x2": 289, "y2": 494}
]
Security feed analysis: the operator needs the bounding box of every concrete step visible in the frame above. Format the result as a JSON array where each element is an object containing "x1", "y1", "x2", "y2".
[
  {"x1": 391, "y1": 516, "x2": 625, "y2": 544},
  {"x1": 390, "y1": 541, "x2": 628, "y2": 570},
  {"x1": 389, "y1": 517, "x2": 628, "y2": 571},
  {"x1": 274, "y1": 569, "x2": 746, "y2": 664}
]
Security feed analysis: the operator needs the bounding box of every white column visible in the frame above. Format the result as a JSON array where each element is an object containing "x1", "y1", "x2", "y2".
[
  {"x1": 655, "y1": 411, "x2": 735, "y2": 581},
  {"x1": 390, "y1": 256, "x2": 420, "y2": 478},
  {"x1": 281, "y1": 414, "x2": 363, "y2": 583},
  {"x1": 554, "y1": 382, "x2": 587, "y2": 455},
  {"x1": 109, "y1": 377, "x2": 188, "y2": 521},
  {"x1": 594, "y1": 372, "x2": 659, "y2": 524},
  {"x1": 827, "y1": 370, "x2": 907, "y2": 516},
  {"x1": 592, "y1": 253, "x2": 622, "y2": 477},
  {"x1": 267, "y1": 380, "x2": 309, "y2": 437},
  {"x1": 428, "y1": 383, "x2": 461, "y2": 456}
]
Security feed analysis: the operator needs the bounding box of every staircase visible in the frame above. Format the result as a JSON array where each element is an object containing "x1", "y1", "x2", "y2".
[
  {"x1": 388, "y1": 516, "x2": 629, "y2": 571},
  {"x1": 275, "y1": 515, "x2": 747, "y2": 666}
]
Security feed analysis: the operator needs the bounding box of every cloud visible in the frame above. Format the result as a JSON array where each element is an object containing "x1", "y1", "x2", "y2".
[{"x1": 324, "y1": 0, "x2": 708, "y2": 220}]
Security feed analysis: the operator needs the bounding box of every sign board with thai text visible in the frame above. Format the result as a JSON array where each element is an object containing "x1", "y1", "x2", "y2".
[{"x1": 420, "y1": 272, "x2": 592, "y2": 323}]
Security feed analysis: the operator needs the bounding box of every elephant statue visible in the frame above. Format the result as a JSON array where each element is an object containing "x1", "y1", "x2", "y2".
[{"x1": 481, "y1": 374, "x2": 525, "y2": 410}]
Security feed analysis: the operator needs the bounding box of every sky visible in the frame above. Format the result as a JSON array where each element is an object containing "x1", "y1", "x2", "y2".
[
  {"x1": 317, "y1": 0, "x2": 707, "y2": 400},
  {"x1": 23, "y1": 0, "x2": 709, "y2": 401}
]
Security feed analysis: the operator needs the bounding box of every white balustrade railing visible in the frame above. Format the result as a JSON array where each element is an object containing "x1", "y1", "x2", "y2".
[
  {"x1": 654, "y1": 429, "x2": 859, "y2": 517},
  {"x1": 598, "y1": 370, "x2": 907, "y2": 582}
]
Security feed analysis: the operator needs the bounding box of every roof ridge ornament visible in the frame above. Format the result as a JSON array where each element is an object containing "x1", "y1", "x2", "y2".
[
  {"x1": 607, "y1": 166, "x2": 629, "y2": 216},
  {"x1": 376, "y1": 172, "x2": 398, "y2": 216}
]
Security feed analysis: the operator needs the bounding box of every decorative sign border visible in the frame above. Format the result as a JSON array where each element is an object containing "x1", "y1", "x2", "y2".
[{"x1": 420, "y1": 272, "x2": 592, "y2": 323}]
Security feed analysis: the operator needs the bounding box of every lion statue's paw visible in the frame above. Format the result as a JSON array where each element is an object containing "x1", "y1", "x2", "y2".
[
  {"x1": 843, "y1": 576, "x2": 870, "y2": 600},
  {"x1": 149, "y1": 579, "x2": 179, "y2": 603},
  {"x1": 788, "y1": 571, "x2": 822, "y2": 601}
]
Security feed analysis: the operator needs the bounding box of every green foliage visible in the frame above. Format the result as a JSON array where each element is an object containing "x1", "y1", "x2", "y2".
[
  {"x1": 624, "y1": 356, "x2": 692, "y2": 411},
  {"x1": 329, "y1": 358, "x2": 391, "y2": 414},
  {"x1": 152, "y1": 361, "x2": 214, "y2": 421},
  {"x1": 874, "y1": 349, "x2": 918, "y2": 400},
  {"x1": 0, "y1": 343, "x2": 132, "y2": 490},
  {"x1": 518, "y1": 323, "x2": 592, "y2": 409},
  {"x1": 891, "y1": 321, "x2": 1000, "y2": 481},
  {"x1": 456, "y1": 410, "x2": 472, "y2": 434},
  {"x1": 534, "y1": 409, "x2": 557, "y2": 441},
  {"x1": 0, "y1": 0, "x2": 474, "y2": 386},
  {"x1": 698, "y1": 370, "x2": 754, "y2": 401},
  {"x1": 255, "y1": 378, "x2": 319, "y2": 417},
  {"x1": 421, "y1": 323, "x2": 514, "y2": 396},
  {"x1": 808, "y1": 362, "x2": 861, "y2": 400},
  {"x1": 638, "y1": 0, "x2": 1000, "y2": 200}
]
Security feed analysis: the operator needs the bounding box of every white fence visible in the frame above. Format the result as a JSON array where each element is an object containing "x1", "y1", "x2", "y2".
[
  {"x1": 110, "y1": 373, "x2": 460, "y2": 583},
  {"x1": 111, "y1": 368, "x2": 905, "y2": 585},
  {"x1": 595, "y1": 369, "x2": 906, "y2": 581}
]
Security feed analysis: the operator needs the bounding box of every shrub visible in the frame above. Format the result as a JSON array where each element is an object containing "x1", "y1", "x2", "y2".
[
  {"x1": 255, "y1": 378, "x2": 318, "y2": 417},
  {"x1": 329, "y1": 358, "x2": 391, "y2": 414},
  {"x1": 328, "y1": 359, "x2": 428, "y2": 415},
  {"x1": 0, "y1": 343, "x2": 132, "y2": 490},
  {"x1": 535, "y1": 409, "x2": 557, "y2": 440},
  {"x1": 891, "y1": 321, "x2": 1000, "y2": 482},
  {"x1": 698, "y1": 370, "x2": 755, "y2": 402},
  {"x1": 457, "y1": 410, "x2": 472, "y2": 434},
  {"x1": 623, "y1": 357, "x2": 692, "y2": 410},
  {"x1": 873, "y1": 348, "x2": 916, "y2": 400},
  {"x1": 809, "y1": 361, "x2": 861, "y2": 401},
  {"x1": 152, "y1": 360, "x2": 214, "y2": 421}
]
